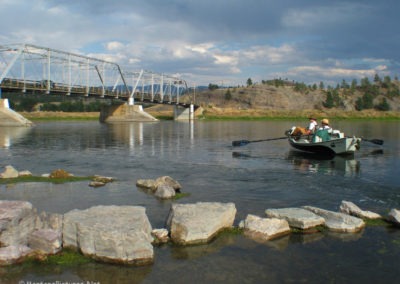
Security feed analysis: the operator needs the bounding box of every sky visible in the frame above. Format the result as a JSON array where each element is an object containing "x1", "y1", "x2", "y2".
[{"x1": 0, "y1": 0, "x2": 399, "y2": 87}]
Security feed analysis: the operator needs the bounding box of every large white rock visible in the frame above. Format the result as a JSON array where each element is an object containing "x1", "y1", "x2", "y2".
[
  {"x1": 28, "y1": 229, "x2": 62, "y2": 255},
  {"x1": 0, "y1": 165, "x2": 19, "y2": 178},
  {"x1": 166, "y1": 202, "x2": 236, "y2": 245},
  {"x1": 339, "y1": 201, "x2": 382, "y2": 219},
  {"x1": 265, "y1": 208, "x2": 325, "y2": 229},
  {"x1": 387, "y1": 209, "x2": 400, "y2": 225},
  {"x1": 63, "y1": 205, "x2": 154, "y2": 265},
  {"x1": 0, "y1": 245, "x2": 33, "y2": 266},
  {"x1": 303, "y1": 206, "x2": 365, "y2": 233},
  {"x1": 242, "y1": 214, "x2": 290, "y2": 241},
  {"x1": 0, "y1": 200, "x2": 38, "y2": 246}
]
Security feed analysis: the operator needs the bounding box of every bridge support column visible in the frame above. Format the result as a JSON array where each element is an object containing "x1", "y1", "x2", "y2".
[
  {"x1": 174, "y1": 104, "x2": 195, "y2": 120},
  {"x1": 100, "y1": 103, "x2": 158, "y2": 123},
  {"x1": 0, "y1": 99, "x2": 33, "y2": 126}
]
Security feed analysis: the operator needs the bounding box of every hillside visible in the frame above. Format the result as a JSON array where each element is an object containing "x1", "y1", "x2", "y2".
[{"x1": 175, "y1": 80, "x2": 400, "y2": 119}]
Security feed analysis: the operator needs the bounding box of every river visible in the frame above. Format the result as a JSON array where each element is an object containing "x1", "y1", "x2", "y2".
[{"x1": 0, "y1": 119, "x2": 399, "y2": 283}]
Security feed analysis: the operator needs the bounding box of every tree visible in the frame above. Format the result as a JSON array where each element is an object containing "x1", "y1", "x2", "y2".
[
  {"x1": 319, "y1": 81, "x2": 325, "y2": 90},
  {"x1": 375, "y1": 98, "x2": 390, "y2": 111},
  {"x1": 208, "y1": 83, "x2": 219, "y2": 90},
  {"x1": 224, "y1": 89, "x2": 232, "y2": 100},
  {"x1": 323, "y1": 92, "x2": 334, "y2": 108},
  {"x1": 362, "y1": 93, "x2": 374, "y2": 109},
  {"x1": 246, "y1": 78, "x2": 253, "y2": 87}
]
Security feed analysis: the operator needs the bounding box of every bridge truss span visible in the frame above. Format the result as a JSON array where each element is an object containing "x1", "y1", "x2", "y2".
[{"x1": 0, "y1": 43, "x2": 189, "y2": 106}]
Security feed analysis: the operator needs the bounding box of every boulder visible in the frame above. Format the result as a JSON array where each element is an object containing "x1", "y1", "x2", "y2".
[
  {"x1": 0, "y1": 200, "x2": 38, "y2": 246},
  {"x1": 166, "y1": 202, "x2": 236, "y2": 245},
  {"x1": 18, "y1": 170, "x2": 32, "y2": 177},
  {"x1": 154, "y1": 184, "x2": 176, "y2": 199},
  {"x1": 242, "y1": 214, "x2": 290, "y2": 241},
  {"x1": 265, "y1": 208, "x2": 325, "y2": 229},
  {"x1": 154, "y1": 176, "x2": 182, "y2": 192},
  {"x1": 151, "y1": 228, "x2": 169, "y2": 244},
  {"x1": 28, "y1": 229, "x2": 62, "y2": 255},
  {"x1": 136, "y1": 179, "x2": 157, "y2": 191},
  {"x1": 303, "y1": 206, "x2": 365, "y2": 233},
  {"x1": 36, "y1": 211, "x2": 63, "y2": 231},
  {"x1": 0, "y1": 245, "x2": 33, "y2": 266},
  {"x1": 92, "y1": 175, "x2": 114, "y2": 183},
  {"x1": 49, "y1": 169, "x2": 72, "y2": 178},
  {"x1": 0, "y1": 165, "x2": 19, "y2": 178},
  {"x1": 339, "y1": 201, "x2": 382, "y2": 219},
  {"x1": 63, "y1": 205, "x2": 154, "y2": 265},
  {"x1": 387, "y1": 209, "x2": 400, "y2": 226},
  {"x1": 88, "y1": 181, "x2": 106, "y2": 187}
]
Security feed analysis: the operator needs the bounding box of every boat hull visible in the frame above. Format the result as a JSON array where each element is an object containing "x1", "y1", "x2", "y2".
[{"x1": 288, "y1": 137, "x2": 360, "y2": 155}]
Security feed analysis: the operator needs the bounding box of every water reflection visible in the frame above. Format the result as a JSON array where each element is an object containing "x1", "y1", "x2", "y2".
[
  {"x1": 286, "y1": 150, "x2": 361, "y2": 176},
  {"x1": 0, "y1": 126, "x2": 31, "y2": 148}
]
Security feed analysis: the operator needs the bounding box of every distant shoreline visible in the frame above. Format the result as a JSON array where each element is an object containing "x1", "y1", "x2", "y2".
[{"x1": 20, "y1": 108, "x2": 400, "y2": 121}]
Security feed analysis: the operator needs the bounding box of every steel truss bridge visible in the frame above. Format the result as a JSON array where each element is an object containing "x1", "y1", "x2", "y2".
[{"x1": 0, "y1": 43, "x2": 191, "y2": 106}]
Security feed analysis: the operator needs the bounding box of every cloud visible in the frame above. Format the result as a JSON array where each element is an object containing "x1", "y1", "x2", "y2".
[{"x1": 0, "y1": 0, "x2": 399, "y2": 85}]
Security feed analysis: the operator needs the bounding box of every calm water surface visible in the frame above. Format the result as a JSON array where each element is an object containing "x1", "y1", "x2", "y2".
[{"x1": 0, "y1": 119, "x2": 399, "y2": 283}]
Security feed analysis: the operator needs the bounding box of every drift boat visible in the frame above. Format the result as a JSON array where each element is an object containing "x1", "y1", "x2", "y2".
[{"x1": 286, "y1": 127, "x2": 361, "y2": 155}]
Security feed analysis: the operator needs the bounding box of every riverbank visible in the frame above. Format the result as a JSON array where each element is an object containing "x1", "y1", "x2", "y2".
[{"x1": 19, "y1": 108, "x2": 400, "y2": 121}]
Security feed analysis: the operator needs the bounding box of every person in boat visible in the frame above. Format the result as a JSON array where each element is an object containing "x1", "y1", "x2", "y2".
[
  {"x1": 289, "y1": 115, "x2": 318, "y2": 137},
  {"x1": 312, "y1": 118, "x2": 332, "y2": 142}
]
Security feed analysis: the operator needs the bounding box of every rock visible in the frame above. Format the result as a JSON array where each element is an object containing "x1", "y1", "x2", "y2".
[
  {"x1": 387, "y1": 209, "x2": 400, "y2": 226},
  {"x1": 339, "y1": 201, "x2": 382, "y2": 219},
  {"x1": 88, "y1": 181, "x2": 106, "y2": 187},
  {"x1": 154, "y1": 176, "x2": 182, "y2": 192},
  {"x1": 303, "y1": 206, "x2": 365, "y2": 233},
  {"x1": 265, "y1": 208, "x2": 325, "y2": 229},
  {"x1": 136, "y1": 176, "x2": 182, "y2": 193},
  {"x1": 63, "y1": 205, "x2": 153, "y2": 265},
  {"x1": 154, "y1": 184, "x2": 176, "y2": 199},
  {"x1": 0, "y1": 200, "x2": 38, "y2": 246},
  {"x1": 136, "y1": 179, "x2": 157, "y2": 191},
  {"x1": 0, "y1": 245, "x2": 33, "y2": 266},
  {"x1": 49, "y1": 169, "x2": 72, "y2": 178},
  {"x1": 0, "y1": 165, "x2": 19, "y2": 178},
  {"x1": 28, "y1": 229, "x2": 62, "y2": 254},
  {"x1": 36, "y1": 211, "x2": 63, "y2": 231},
  {"x1": 166, "y1": 202, "x2": 236, "y2": 245},
  {"x1": 18, "y1": 170, "x2": 32, "y2": 177},
  {"x1": 242, "y1": 214, "x2": 290, "y2": 241},
  {"x1": 151, "y1": 228, "x2": 169, "y2": 244},
  {"x1": 92, "y1": 175, "x2": 114, "y2": 183}
]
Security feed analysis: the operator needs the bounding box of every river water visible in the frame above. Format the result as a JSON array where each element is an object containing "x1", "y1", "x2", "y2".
[{"x1": 0, "y1": 119, "x2": 399, "y2": 283}]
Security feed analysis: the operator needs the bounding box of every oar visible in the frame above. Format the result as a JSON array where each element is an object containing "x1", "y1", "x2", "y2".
[
  {"x1": 232, "y1": 136, "x2": 288, "y2": 147},
  {"x1": 346, "y1": 136, "x2": 384, "y2": 146},
  {"x1": 362, "y1": 138, "x2": 384, "y2": 145}
]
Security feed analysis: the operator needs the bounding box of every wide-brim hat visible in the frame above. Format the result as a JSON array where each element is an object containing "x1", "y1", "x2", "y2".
[
  {"x1": 321, "y1": 118, "x2": 329, "y2": 125},
  {"x1": 308, "y1": 114, "x2": 317, "y2": 120}
]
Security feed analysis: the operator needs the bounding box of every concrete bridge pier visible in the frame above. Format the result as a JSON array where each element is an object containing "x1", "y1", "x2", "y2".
[
  {"x1": 174, "y1": 104, "x2": 195, "y2": 120},
  {"x1": 0, "y1": 99, "x2": 33, "y2": 126},
  {"x1": 100, "y1": 103, "x2": 158, "y2": 123}
]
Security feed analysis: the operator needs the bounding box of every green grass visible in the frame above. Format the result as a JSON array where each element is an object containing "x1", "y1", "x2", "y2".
[{"x1": 0, "y1": 175, "x2": 93, "y2": 184}]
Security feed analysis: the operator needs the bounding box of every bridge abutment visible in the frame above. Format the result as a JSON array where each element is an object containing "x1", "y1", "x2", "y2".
[
  {"x1": 100, "y1": 103, "x2": 158, "y2": 123},
  {"x1": 174, "y1": 104, "x2": 195, "y2": 120},
  {"x1": 0, "y1": 99, "x2": 33, "y2": 127}
]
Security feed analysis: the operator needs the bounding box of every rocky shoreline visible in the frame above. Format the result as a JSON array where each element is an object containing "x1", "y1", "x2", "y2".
[{"x1": 1, "y1": 166, "x2": 400, "y2": 266}]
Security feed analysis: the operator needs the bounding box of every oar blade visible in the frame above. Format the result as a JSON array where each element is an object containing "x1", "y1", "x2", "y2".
[
  {"x1": 232, "y1": 140, "x2": 250, "y2": 147},
  {"x1": 367, "y1": 139, "x2": 384, "y2": 145}
]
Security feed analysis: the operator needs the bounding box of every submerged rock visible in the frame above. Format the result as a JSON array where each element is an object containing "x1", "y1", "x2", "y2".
[
  {"x1": 303, "y1": 206, "x2": 365, "y2": 233},
  {"x1": 242, "y1": 214, "x2": 290, "y2": 241},
  {"x1": 166, "y1": 202, "x2": 236, "y2": 245},
  {"x1": 339, "y1": 201, "x2": 382, "y2": 219},
  {"x1": 265, "y1": 207, "x2": 325, "y2": 229}
]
